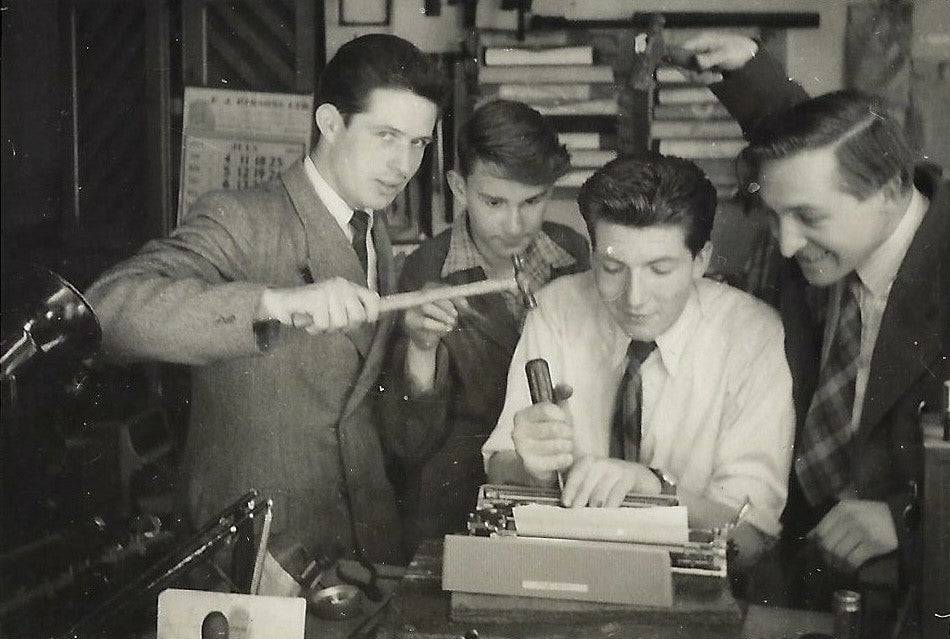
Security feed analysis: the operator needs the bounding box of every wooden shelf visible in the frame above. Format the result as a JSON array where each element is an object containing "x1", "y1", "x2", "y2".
[{"x1": 529, "y1": 12, "x2": 820, "y2": 31}]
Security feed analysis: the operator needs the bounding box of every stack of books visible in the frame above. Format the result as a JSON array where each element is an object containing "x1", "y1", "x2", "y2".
[
  {"x1": 649, "y1": 30, "x2": 761, "y2": 199},
  {"x1": 651, "y1": 66, "x2": 744, "y2": 199},
  {"x1": 476, "y1": 31, "x2": 619, "y2": 192}
]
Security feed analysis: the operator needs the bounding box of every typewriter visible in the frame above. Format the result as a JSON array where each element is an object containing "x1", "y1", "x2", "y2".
[
  {"x1": 467, "y1": 484, "x2": 730, "y2": 577},
  {"x1": 442, "y1": 484, "x2": 736, "y2": 608}
]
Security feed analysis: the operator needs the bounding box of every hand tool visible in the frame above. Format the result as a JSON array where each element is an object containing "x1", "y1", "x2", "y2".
[
  {"x1": 379, "y1": 276, "x2": 517, "y2": 314},
  {"x1": 283, "y1": 276, "x2": 518, "y2": 329},
  {"x1": 512, "y1": 254, "x2": 565, "y2": 493}
]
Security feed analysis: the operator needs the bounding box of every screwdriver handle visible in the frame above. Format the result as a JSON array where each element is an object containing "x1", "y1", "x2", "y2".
[{"x1": 526, "y1": 359, "x2": 555, "y2": 404}]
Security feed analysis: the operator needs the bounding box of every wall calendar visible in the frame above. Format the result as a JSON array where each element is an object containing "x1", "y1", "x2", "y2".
[{"x1": 178, "y1": 87, "x2": 313, "y2": 223}]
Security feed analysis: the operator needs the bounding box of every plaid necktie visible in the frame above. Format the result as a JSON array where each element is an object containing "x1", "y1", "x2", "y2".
[
  {"x1": 795, "y1": 275, "x2": 862, "y2": 506},
  {"x1": 349, "y1": 211, "x2": 370, "y2": 277},
  {"x1": 610, "y1": 340, "x2": 657, "y2": 462}
]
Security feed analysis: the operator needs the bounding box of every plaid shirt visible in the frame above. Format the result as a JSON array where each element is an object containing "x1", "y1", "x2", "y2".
[{"x1": 441, "y1": 213, "x2": 577, "y2": 327}]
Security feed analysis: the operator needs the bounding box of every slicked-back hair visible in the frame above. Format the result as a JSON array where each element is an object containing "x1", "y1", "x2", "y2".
[
  {"x1": 314, "y1": 34, "x2": 446, "y2": 134},
  {"x1": 578, "y1": 153, "x2": 717, "y2": 256},
  {"x1": 738, "y1": 90, "x2": 915, "y2": 201},
  {"x1": 456, "y1": 99, "x2": 571, "y2": 185}
]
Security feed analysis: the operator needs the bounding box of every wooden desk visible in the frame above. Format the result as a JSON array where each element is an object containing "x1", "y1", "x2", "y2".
[{"x1": 375, "y1": 539, "x2": 834, "y2": 639}]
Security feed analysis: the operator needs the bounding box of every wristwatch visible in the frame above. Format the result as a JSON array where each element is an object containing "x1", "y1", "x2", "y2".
[{"x1": 648, "y1": 467, "x2": 677, "y2": 496}]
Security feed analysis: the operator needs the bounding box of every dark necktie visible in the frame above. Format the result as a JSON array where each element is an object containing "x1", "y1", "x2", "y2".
[
  {"x1": 610, "y1": 340, "x2": 657, "y2": 462},
  {"x1": 349, "y1": 210, "x2": 370, "y2": 277},
  {"x1": 795, "y1": 274, "x2": 862, "y2": 506}
]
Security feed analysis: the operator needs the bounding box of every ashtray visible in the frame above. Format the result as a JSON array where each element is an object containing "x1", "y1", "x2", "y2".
[{"x1": 308, "y1": 583, "x2": 364, "y2": 621}]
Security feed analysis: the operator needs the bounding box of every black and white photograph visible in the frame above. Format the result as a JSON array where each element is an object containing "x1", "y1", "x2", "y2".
[{"x1": 2, "y1": 1, "x2": 948, "y2": 637}]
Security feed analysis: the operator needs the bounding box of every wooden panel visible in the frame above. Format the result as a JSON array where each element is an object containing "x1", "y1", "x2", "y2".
[
  {"x1": 60, "y1": 0, "x2": 172, "y2": 285},
  {"x1": 70, "y1": 2, "x2": 149, "y2": 253},
  {"x1": 182, "y1": 0, "x2": 322, "y2": 93}
]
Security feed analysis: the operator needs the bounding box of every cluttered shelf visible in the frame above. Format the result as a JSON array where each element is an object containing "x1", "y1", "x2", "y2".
[{"x1": 453, "y1": 14, "x2": 811, "y2": 281}]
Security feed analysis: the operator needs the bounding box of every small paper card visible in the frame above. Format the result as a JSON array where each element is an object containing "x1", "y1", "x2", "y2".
[{"x1": 157, "y1": 588, "x2": 305, "y2": 639}]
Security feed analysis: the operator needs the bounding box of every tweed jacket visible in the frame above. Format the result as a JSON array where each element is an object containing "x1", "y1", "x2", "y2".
[
  {"x1": 712, "y1": 50, "x2": 950, "y2": 580},
  {"x1": 376, "y1": 221, "x2": 589, "y2": 552},
  {"x1": 85, "y1": 160, "x2": 405, "y2": 565}
]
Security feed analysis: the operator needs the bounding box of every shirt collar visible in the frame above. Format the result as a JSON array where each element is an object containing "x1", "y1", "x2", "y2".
[
  {"x1": 303, "y1": 155, "x2": 373, "y2": 229},
  {"x1": 649, "y1": 283, "x2": 704, "y2": 377},
  {"x1": 440, "y1": 212, "x2": 576, "y2": 282},
  {"x1": 442, "y1": 213, "x2": 487, "y2": 277},
  {"x1": 855, "y1": 187, "x2": 927, "y2": 297}
]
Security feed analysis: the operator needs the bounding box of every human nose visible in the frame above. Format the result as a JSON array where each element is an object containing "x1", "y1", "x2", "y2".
[
  {"x1": 774, "y1": 214, "x2": 807, "y2": 258},
  {"x1": 622, "y1": 269, "x2": 646, "y2": 309},
  {"x1": 387, "y1": 141, "x2": 415, "y2": 178},
  {"x1": 504, "y1": 207, "x2": 525, "y2": 235}
]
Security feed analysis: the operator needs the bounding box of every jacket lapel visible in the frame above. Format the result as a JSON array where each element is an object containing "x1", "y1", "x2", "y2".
[
  {"x1": 855, "y1": 182, "x2": 949, "y2": 443},
  {"x1": 339, "y1": 218, "x2": 396, "y2": 364},
  {"x1": 780, "y1": 262, "x2": 825, "y2": 433},
  {"x1": 281, "y1": 162, "x2": 376, "y2": 360},
  {"x1": 339, "y1": 218, "x2": 397, "y2": 420},
  {"x1": 282, "y1": 163, "x2": 365, "y2": 284}
]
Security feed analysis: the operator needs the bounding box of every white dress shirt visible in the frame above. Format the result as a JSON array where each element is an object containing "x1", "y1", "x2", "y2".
[
  {"x1": 821, "y1": 188, "x2": 927, "y2": 470},
  {"x1": 483, "y1": 272, "x2": 796, "y2": 537},
  {"x1": 303, "y1": 155, "x2": 378, "y2": 291}
]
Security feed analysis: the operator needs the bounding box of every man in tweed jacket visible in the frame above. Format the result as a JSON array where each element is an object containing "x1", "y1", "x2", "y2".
[{"x1": 85, "y1": 34, "x2": 446, "y2": 573}]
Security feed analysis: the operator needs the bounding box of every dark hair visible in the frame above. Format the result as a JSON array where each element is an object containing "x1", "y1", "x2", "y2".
[
  {"x1": 738, "y1": 90, "x2": 915, "y2": 201},
  {"x1": 315, "y1": 34, "x2": 446, "y2": 133},
  {"x1": 577, "y1": 153, "x2": 717, "y2": 256},
  {"x1": 456, "y1": 99, "x2": 571, "y2": 185}
]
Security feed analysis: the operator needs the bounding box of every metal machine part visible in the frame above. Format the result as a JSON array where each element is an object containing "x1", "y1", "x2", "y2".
[
  {"x1": 466, "y1": 484, "x2": 728, "y2": 577},
  {"x1": 57, "y1": 491, "x2": 272, "y2": 639},
  {"x1": 1, "y1": 262, "x2": 100, "y2": 379},
  {"x1": 510, "y1": 254, "x2": 537, "y2": 311}
]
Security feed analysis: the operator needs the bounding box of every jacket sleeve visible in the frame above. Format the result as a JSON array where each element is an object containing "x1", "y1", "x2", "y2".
[
  {"x1": 84, "y1": 191, "x2": 272, "y2": 365},
  {"x1": 709, "y1": 45, "x2": 810, "y2": 137},
  {"x1": 377, "y1": 338, "x2": 454, "y2": 465},
  {"x1": 375, "y1": 253, "x2": 455, "y2": 465}
]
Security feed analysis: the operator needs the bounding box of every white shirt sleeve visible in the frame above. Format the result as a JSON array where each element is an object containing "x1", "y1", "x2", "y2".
[
  {"x1": 482, "y1": 300, "x2": 562, "y2": 471},
  {"x1": 702, "y1": 319, "x2": 795, "y2": 538}
]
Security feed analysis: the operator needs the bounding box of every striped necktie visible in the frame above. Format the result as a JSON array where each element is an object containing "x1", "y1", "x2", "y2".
[
  {"x1": 610, "y1": 340, "x2": 657, "y2": 462},
  {"x1": 795, "y1": 274, "x2": 863, "y2": 506}
]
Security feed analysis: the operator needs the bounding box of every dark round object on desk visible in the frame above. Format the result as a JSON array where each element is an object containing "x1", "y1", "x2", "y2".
[
  {"x1": 201, "y1": 610, "x2": 229, "y2": 639},
  {"x1": 309, "y1": 584, "x2": 364, "y2": 621},
  {"x1": 797, "y1": 634, "x2": 833, "y2": 639}
]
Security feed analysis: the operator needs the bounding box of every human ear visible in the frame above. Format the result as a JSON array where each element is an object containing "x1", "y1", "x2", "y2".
[
  {"x1": 314, "y1": 103, "x2": 344, "y2": 141},
  {"x1": 692, "y1": 241, "x2": 713, "y2": 278},
  {"x1": 446, "y1": 170, "x2": 468, "y2": 207},
  {"x1": 879, "y1": 173, "x2": 906, "y2": 206}
]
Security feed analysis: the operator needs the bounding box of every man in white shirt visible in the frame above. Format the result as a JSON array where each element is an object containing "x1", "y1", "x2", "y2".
[{"x1": 483, "y1": 154, "x2": 795, "y2": 564}]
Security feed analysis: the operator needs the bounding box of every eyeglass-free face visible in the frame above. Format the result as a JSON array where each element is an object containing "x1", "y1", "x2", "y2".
[
  {"x1": 592, "y1": 221, "x2": 711, "y2": 341},
  {"x1": 316, "y1": 87, "x2": 438, "y2": 213},
  {"x1": 758, "y1": 146, "x2": 902, "y2": 288}
]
